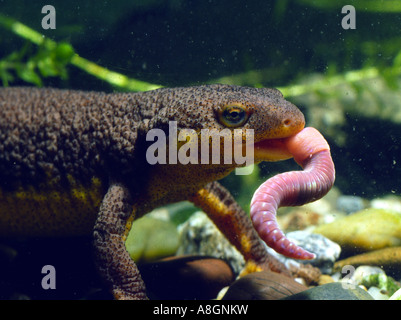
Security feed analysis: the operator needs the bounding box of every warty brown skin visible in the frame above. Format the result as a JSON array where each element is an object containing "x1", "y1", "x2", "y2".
[{"x1": 0, "y1": 84, "x2": 305, "y2": 299}]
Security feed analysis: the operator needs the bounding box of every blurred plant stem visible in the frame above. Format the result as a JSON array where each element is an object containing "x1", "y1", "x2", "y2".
[
  {"x1": 212, "y1": 64, "x2": 401, "y2": 99},
  {"x1": 297, "y1": 0, "x2": 401, "y2": 13},
  {"x1": 277, "y1": 67, "x2": 382, "y2": 97},
  {"x1": 0, "y1": 13, "x2": 162, "y2": 91}
]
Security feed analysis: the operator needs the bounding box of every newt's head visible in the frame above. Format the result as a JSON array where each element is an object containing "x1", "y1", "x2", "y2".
[
  {"x1": 150, "y1": 84, "x2": 305, "y2": 165},
  {"x1": 142, "y1": 84, "x2": 305, "y2": 203}
]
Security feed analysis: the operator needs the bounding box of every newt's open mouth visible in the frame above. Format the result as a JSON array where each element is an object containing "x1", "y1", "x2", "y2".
[
  {"x1": 253, "y1": 138, "x2": 293, "y2": 162},
  {"x1": 252, "y1": 116, "x2": 305, "y2": 162}
]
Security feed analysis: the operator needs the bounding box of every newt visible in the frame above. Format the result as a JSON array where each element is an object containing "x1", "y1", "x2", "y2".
[{"x1": 0, "y1": 84, "x2": 334, "y2": 299}]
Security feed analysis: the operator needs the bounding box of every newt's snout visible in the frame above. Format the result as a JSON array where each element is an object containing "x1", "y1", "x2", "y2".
[{"x1": 252, "y1": 98, "x2": 305, "y2": 162}]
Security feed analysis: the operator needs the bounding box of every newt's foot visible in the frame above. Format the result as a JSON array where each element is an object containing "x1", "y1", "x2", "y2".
[
  {"x1": 240, "y1": 260, "x2": 264, "y2": 277},
  {"x1": 240, "y1": 256, "x2": 320, "y2": 286},
  {"x1": 112, "y1": 287, "x2": 148, "y2": 300},
  {"x1": 240, "y1": 256, "x2": 291, "y2": 279}
]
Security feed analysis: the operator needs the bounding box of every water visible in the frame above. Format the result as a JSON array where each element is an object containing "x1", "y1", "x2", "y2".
[{"x1": 1, "y1": 0, "x2": 401, "y2": 300}]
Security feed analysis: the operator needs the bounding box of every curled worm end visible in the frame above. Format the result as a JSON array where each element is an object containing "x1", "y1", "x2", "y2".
[{"x1": 250, "y1": 200, "x2": 316, "y2": 260}]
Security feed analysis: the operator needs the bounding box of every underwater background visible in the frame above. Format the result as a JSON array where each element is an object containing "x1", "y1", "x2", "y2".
[{"x1": 1, "y1": 0, "x2": 401, "y2": 300}]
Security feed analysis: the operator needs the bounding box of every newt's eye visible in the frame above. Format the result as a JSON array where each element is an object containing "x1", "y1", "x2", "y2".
[{"x1": 219, "y1": 105, "x2": 248, "y2": 127}]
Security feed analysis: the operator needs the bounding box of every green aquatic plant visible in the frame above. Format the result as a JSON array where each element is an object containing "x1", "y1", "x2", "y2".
[
  {"x1": 0, "y1": 14, "x2": 162, "y2": 91},
  {"x1": 0, "y1": 40, "x2": 74, "y2": 87},
  {"x1": 361, "y1": 273, "x2": 401, "y2": 297}
]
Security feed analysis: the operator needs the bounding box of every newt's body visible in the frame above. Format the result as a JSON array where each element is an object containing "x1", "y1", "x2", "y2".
[{"x1": 0, "y1": 85, "x2": 305, "y2": 299}]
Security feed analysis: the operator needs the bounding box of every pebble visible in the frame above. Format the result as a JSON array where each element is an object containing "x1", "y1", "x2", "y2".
[
  {"x1": 277, "y1": 208, "x2": 323, "y2": 231},
  {"x1": 371, "y1": 195, "x2": 401, "y2": 213},
  {"x1": 267, "y1": 230, "x2": 341, "y2": 274},
  {"x1": 222, "y1": 271, "x2": 307, "y2": 300},
  {"x1": 350, "y1": 265, "x2": 385, "y2": 284},
  {"x1": 318, "y1": 274, "x2": 336, "y2": 285},
  {"x1": 177, "y1": 211, "x2": 245, "y2": 275},
  {"x1": 367, "y1": 286, "x2": 390, "y2": 300},
  {"x1": 336, "y1": 195, "x2": 366, "y2": 214},
  {"x1": 313, "y1": 208, "x2": 401, "y2": 254},
  {"x1": 389, "y1": 287, "x2": 401, "y2": 300},
  {"x1": 282, "y1": 282, "x2": 374, "y2": 300},
  {"x1": 139, "y1": 255, "x2": 235, "y2": 300},
  {"x1": 334, "y1": 247, "x2": 401, "y2": 278},
  {"x1": 125, "y1": 215, "x2": 180, "y2": 263}
]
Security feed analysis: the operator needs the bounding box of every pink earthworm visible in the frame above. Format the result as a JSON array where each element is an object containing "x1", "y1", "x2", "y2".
[{"x1": 250, "y1": 127, "x2": 335, "y2": 260}]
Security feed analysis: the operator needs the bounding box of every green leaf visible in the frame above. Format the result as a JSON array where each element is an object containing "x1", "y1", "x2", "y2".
[
  {"x1": 37, "y1": 57, "x2": 60, "y2": 77},
  {"x1": 16, "y1": 63, "x2": 42, "y2": 86},
  {"x1": 54, "y1": 42, "x2": 75, "y2": 64}
]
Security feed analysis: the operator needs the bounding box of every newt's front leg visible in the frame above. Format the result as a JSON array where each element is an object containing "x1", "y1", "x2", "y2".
[
  {"x1": 93, "y1": 183, "x2": 147, "y2": 300},
  {"x1": 189, "y1": 181, "x2": 290, "y2": 277}
]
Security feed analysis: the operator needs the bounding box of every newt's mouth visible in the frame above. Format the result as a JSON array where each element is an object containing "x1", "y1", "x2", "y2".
[
  {"x1": 253, "y1": 138, "x2": 293, "y2": 162},
  {"x1": 252, "y1": 115, "x2": 305, "y2": 162}
]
